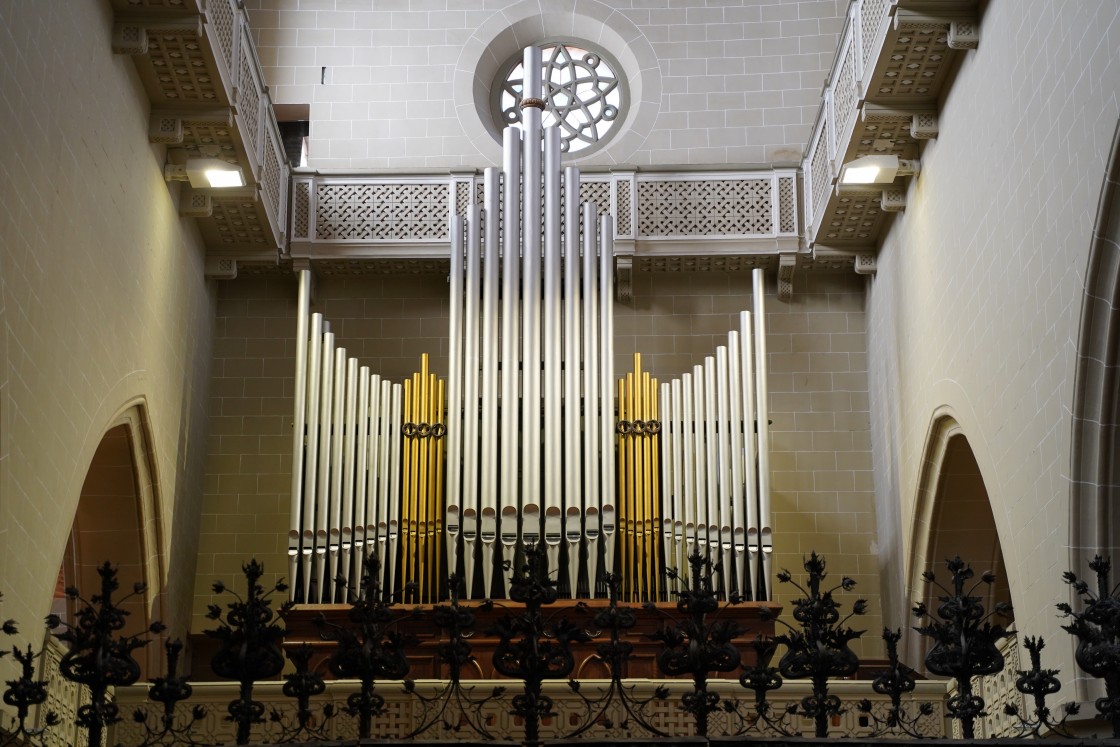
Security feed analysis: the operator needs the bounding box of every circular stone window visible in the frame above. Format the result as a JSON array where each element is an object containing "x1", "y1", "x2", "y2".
[{"x1": 492, "y1": 42, "x2": 627, "y2": 156}]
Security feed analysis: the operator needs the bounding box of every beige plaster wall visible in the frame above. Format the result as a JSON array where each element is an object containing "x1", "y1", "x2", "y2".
[
  {"x1": 865, "y1": 0, "x2": 1120, "y2": 678},
  {"x1": 0, "y1": 2, "x2": 215, "y2": 649},
  {"x1": 195, "y1": 268, "x2": 881, "y2": 655}
]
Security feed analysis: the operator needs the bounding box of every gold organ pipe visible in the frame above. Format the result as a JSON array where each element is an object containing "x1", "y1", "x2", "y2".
[
  {"x1": 397, "y1": 354, "x2": 447, "y2": 604},
  {"x1": 633, "y1": 360, "x2": 646, "y2": 601},
  {"x1": 648, "y1": 373, "x2": 661, "y2": 602},
  {"x1": 625, "y1": 368, "x2": 637, "y2": 600},
  {"x1": 616, "y1": 354, "x2": 667, "y2": 602}
]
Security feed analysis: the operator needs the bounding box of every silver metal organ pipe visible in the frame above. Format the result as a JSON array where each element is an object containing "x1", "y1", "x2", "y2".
[
  {"x1": 543, "y1": 126, "x2": 563, "y2": 574},
  {"x1": 376, "y1": 378, "x2": 393, "y2": 585},
  {"x1": 659, "y1": 382, "x2": 673, "y2": 594},
  {"x1": 300, "y1": 312, "x2": 323, "y2": 602},
  {"x1": 562, "y1": 165, "x2": 582, "y2": 597},
  {"x1": 522, "y1": 45, "x2": 544, "y2": 552},
  {"x1": 727, "y1": 332, "x2": 747, "y2": 597},
  {"x1": 462, "y1": 205, "x2": 483, "y2": 597},
  {"x1": 478, "y1": 167, "x2": 501, "y2": 599},
  {"x1": 352, "y1": 366, "x2": 370, "y2": 596},
  {"x1": 752, "y1": 269, "x2": 773, "y2": 598},
  {"x1": 363, "y1": 372, "x2": 382, "y2": 588},
  {"x1": 702, "y1": 356, "x2": 719, "y2": 564},
  {"x1": 328, "y1": 346, "x2": 347, "y2": 599},
  {"x1": 691, "y1": 363, "x2": 707, "y2": 548},
  {"x1": 338, "y1": 357, "x2": 358, "y2": 596},
  {"x1": 581, "y1": 201, "x2": 601, "y2": 594},
  {"x1": 715, "y1": 346, "x2": 733, "y2": 593},
  {"x1": 681, "y1": 370, "x2": 697, "y2": 559},
  {"x1": 314, "y1": 330, "x2": 335, "y2": 602},
  {"x1": 739, "y1": 310, "x2": 759, "y2": 599},
  {"x1": 289, "y1": 269, "x2": 310, "y2": 600},
  {"x1": 499, "y1": 125, "x2": 522, "y2": 596},
  {"x1": 446, "y1": 213, "x2": 465, "y2": 591},
  {"x1": 598, "y1": 214, "x2": 616, "y2": 579},
  {"x1": 670, "y1": 378, "x2": 685, "y2": 592},
  {"x1": 386, "y1": 383, "x2": 403, "y2": 593}
]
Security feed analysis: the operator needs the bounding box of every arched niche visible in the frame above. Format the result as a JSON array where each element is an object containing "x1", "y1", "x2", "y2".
[
  {"x1": 1069, "y1": 116, "x2": 1120, "y2": 701},
  {"x1": 906, "y1": 415, "x2": 1014, "y2": 669},
  {"x1": 55, "y1": 404, "x2": 165, "y2": 677}
]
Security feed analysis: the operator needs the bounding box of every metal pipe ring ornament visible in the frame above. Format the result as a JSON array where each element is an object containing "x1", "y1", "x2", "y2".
[
  {"x1": 416, "y1": 422, "x2": 431, "y2": 437},
  {"x1": 430, "y1": 423, "x2": 446, "y2": 438},
  {"x1": 616, "y1": 420, "x2": 632, "y2": 435},
  {"x1": 401, "y1": 422, "x2": 418, "y2": 438}
]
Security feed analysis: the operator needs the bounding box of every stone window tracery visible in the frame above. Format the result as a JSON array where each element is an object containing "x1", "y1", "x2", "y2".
[{"x1": 494, "y1": 42, "x2": 625, "y2": 156}]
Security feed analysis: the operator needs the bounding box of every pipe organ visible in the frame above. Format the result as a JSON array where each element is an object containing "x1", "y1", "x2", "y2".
[{"x1": 288, "y1": 47, "x2": 774, "y2": 606}]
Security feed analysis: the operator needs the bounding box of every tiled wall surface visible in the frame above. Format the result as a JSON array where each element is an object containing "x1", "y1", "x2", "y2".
[
  {"x1": 0, "y1": 1, "x2": 214, "y2": 645},
  {"x1": 195, "y1": 268, "x2": 882, "y2": 654},
  {"x1": 865, "y1": 0, "x2": 1120, "y2": 678},
  {"x1": 241, "y1": 0, "x2": 847, "y2": 169}
]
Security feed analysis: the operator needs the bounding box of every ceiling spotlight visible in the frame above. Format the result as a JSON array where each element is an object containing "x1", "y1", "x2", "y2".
[{"x1": 839, "y1": 155, "x2": 919, "y2": 185}]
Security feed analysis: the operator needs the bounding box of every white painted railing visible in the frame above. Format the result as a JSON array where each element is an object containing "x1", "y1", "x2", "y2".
[{"x1": 289, "y1": 169, "x2": 799, "y2": 256}]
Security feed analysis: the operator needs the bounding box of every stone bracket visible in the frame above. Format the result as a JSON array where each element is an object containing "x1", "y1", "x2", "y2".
[
  {"x1": 149, "y1": 108, "x2": 234, "y2": 145},
  {"x1": 881, "y1": 188, "x2": 908, "y2": 212},
  {"x1": 854, "y1": 253, "x2": 878, "y2": 275},
  {"x1": 615, "y1": 255, "x2": 633, "y2": 303},
  {"x1": 863, "y1": 103, "x2": 940, "y2": 141},
  {"x1": 111, "y1": 15, "x2": 203, "y2": 56},
  {"x1": 778, "y1": 254, "x2": 797, "y2": 302}
]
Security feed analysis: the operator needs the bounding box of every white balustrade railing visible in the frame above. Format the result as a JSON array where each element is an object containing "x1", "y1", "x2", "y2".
[
  {"x1": 800, "y1": 0, "x2": 898, "y2": 245},
  {"x1": 289, "y1": 169, "x2": 798, "y2": 255}
]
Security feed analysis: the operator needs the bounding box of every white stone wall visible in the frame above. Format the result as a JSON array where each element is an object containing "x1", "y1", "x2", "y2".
[
  {"x1": 242, "y1": 0, "x2": 847, "y2": 169},
  {"x1": 0, "y1": 2, "x2": 215, "y2": 643},
  {"x1": 865, "y1": 0, "x2": 1120, "y2": 682}
]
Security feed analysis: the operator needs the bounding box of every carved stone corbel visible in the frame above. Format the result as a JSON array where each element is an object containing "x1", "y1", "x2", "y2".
[
  {"x1": 778, "y1": 254, "x2": 797, "y2": 302},
  {"x1": 112, "y1": 16, "x2": 202, "y2": 55},
  {"x1": 615, "y1": 255, "x2": 633, "y2": 303},
  {"x1": 948, "y1": 20, "x2": 980, "y2": 49},
  {"x1": 881, "y1": 188, "x2": 907, "y2": 212},
  {"x1": 854, "y1": 253, "x2": 878, "y2": 276}
]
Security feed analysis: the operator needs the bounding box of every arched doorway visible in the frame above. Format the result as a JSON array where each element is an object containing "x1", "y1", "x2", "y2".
[
  {"x1": 1069, "y1": 116, "x2": 1120, "y2": 702},
  {"x1": 55, "y1": 405, "x2": 164, "y2": 676},
  {"x1": 907, "y1": 416, "x2": 1014, "y2": 667}
]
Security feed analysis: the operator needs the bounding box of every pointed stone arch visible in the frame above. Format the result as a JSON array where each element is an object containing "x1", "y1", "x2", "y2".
[
  {"x1": 1070, "y1": 116, "x2": 1120, "y2": 564},
  {"x1": 906, "y1": 412, "x2": 1013, "y2": 668},
  {"x1": 56, "y1": 401, "x2": 165, "y2": 676},
  {"x1": 1068, "y1": 116, "x2": 1120, "y2": 703}
]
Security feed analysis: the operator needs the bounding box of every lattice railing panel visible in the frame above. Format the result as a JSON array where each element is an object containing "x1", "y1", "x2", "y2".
[
  {"x1": 206, "y1": 0, "x2": 237, "y2": 74},
  {"x1": 778, "y1": 174, "x2": 797, "y2": 234},
  {"x1": 860, "y1": 0, "x2": 889, "y2": 74},
  {"x1": 315, "y1": 182, "x2": 450, "y2": 241},
  {"x1": 638, "y1": 178, "x2": 772, "y2": 237},
  {"x1": 832, "y1": 31, "x2": 859, "y2": 159},
  {"x1": 292, "y1": 180, "x2": 311, "y2": 239},
  {"x1": 236, "y1": 25, "x2": 262, "y2": 164}
]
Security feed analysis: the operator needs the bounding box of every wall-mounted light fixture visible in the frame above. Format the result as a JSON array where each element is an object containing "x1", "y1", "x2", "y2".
[
  {"x1": 165, "y1": 158, "x2": 245, "y2": 188},
  {"x1": 839, "y1": 154, "x2": 920, "y2": 185},
  {"x1": 164, "y1": 148, "x2": 246, "y2": 189}
]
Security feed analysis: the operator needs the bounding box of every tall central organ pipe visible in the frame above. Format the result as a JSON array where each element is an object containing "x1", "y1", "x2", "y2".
[{"x1": 444, "y1": 45, "x2": 615, "y2": 598}]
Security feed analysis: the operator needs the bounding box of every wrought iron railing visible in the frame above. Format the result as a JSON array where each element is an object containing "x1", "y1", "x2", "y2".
[{"x1": 4, "y1": 553, "x2": 1118, "y2": 746}]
